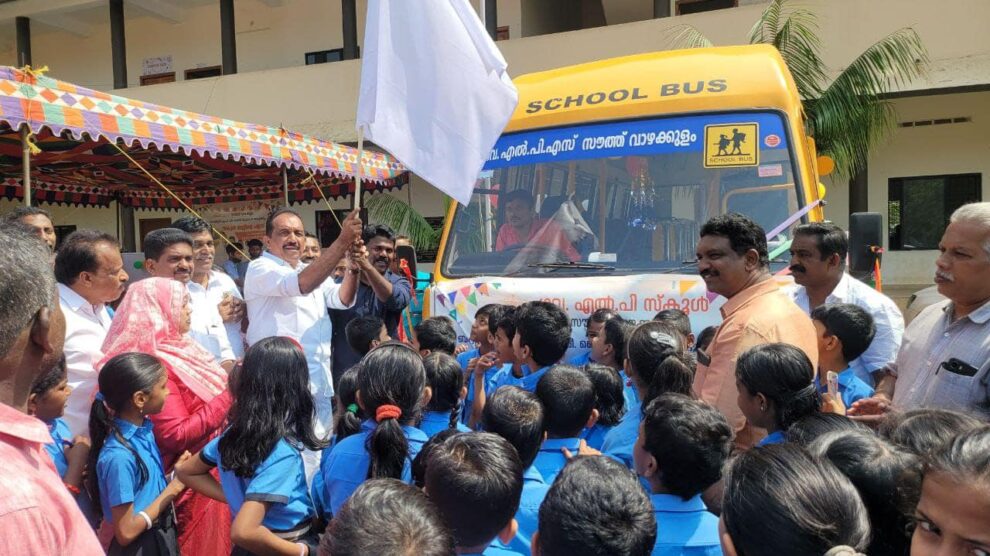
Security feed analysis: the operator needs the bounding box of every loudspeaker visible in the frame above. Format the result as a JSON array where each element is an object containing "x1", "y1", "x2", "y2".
[{"x1": 848, "y1": 212, "x2": 883, "y2": 280}]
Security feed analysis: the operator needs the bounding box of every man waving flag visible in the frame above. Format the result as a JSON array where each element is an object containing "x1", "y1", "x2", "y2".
[{"x1": 356, "y1": 0, "x2": 518, "y2": 206}]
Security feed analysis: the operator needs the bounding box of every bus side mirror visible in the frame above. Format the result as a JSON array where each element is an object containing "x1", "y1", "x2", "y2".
[{"x1": 848, "y1": 212, "x2": 883, "y2": 281}]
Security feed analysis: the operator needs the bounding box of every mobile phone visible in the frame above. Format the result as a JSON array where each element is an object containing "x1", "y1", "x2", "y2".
[
  {"x1": 939, "y1": 358, "x2": 979, "y2": 377},
  {"x1": 826, "y1": 371, "x2": 839, "y2": 398}
]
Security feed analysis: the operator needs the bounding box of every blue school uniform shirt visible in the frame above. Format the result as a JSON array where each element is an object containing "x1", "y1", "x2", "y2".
[
  {"x1": 603, "y1": 396, "x2": 641, "y2": 469},
  {"x1": 568, "y1": 350, "x2": 592, "y2": 366},
  {"x1": 503, "y1": 465, "x2": 551, "y2": 554},
  {"x1": 533, "y1": 437, "x2": 582, "y2": 484},
  {"x1": 419, "y1": 410, "x2": 471, "y2": 438},
  {"x1": 650, "y1": 493, "x2": 722, "y2": 556},
  {"x1": 465, "y1": 547, "x2": 525, "y2": 556},
  {"x1": 457, "y1": 348, "x2": 480, "y2": 370},
  {"x1": 758, "y1": 430, "x2": 786, "y2": 446},
  {"x1": 621, "y1": 370, "x2": 640, "y2": 408},
  {"x1": 319, "y1": 419, "x2": 428, "y2": 516},
  {"x1": 201, "y1": 434, "x2": 313, "y2": 531},
  {"x1": 96, "y1": 418, "x2": 168, "y2": 519},
  {"x1": 462, "y1": 364, "x2": 504, "y2": 426},
  {"x1": 815, "y1": 368, "x2": 875, "y2": 408},
  {"x1": 580, "y1": 423, "x2": 613, "y2": 451},
  {"x1": 44, "y1": 417, "x2": 72, "y2": 478}
]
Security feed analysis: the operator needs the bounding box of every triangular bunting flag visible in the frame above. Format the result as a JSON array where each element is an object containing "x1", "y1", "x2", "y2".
[
  {"x1": 473, "y1": 282, "x2": 482, "y2": 288},
  {"x1": 678, "y1": 280, "x2": 697, "y2": 296},
  {"x1": 436, "y1": 293, "x2": 446, "y2": 306},
  {"x1": 456, "y1": 301, "x2": 467, "y2": 315},
  {"x1": 705, "y1": 290, "x2": 720, "y2": 303},
  {"x1": 447, "y1": 292, "x2": 458, "y2": 304},
  {"x1": 477, "y1": 283, "x2": 489, "y2": 295},
  {"x1": 449, "y1": 309, "x2": 458, "y2": 319},
  {"x1": 492, "y1": 283, "x2": 502, "y2": 289},
  {"x1": 460, "y1": 286, "x2": 472, "y2": 297},
  {"x1": 467, "y1": 292, "x2": 478, "y2": 305}
]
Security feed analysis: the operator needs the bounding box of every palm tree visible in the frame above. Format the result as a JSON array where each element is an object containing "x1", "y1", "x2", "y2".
[
  {"x1": 363, "y1": 192, "x2": 444, "y2": 253},
  {"x1": 667, "y1": 0, "x2": 928, "y2": 178}
]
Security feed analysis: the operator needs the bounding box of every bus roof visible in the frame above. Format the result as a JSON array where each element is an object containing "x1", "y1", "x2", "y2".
[{"x1": 506, "y1": 44, "x2": 803, "y2": 133}]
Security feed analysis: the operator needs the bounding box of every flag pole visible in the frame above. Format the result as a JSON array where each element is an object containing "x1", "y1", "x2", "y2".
[{"x1": 353, "y1": 128, "x2": 364, "y2": 210}]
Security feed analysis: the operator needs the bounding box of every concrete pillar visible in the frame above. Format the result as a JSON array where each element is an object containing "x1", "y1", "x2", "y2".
[
  {"x1": 109, "y1": 0, "x2": 128, "y2": 88},
  {"x1": 15, "y1": 17, "x2": 31, "y2": 67},
  {"x1": 221, "y1": 0, "x2": 238, "y2": 74},
  {"x1": 341, "y1": 0, "x2": 358, "y2": 60}
]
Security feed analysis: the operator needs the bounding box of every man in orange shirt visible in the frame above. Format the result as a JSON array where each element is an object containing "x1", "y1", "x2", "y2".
[
  {"x1": 693, "y1": 213, "x2": 818, "y2": 450},
  {"x1": 495, "y1": 190, "x2": 579, "y2": 262}
]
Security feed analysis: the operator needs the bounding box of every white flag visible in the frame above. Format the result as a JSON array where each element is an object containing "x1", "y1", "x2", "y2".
[{"x1": 356, "y1": 0, "x2": 518, "y2": 206}]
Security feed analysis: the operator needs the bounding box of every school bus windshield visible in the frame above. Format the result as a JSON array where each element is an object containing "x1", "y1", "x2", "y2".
[{"x1": 441, "y1": 111, "x2": 803, "y2": 278}]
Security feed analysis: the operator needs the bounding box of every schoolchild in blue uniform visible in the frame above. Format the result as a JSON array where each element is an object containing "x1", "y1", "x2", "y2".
[
  {"x1": 581, "y1": 363, "x2": 626, "y2": 450},
  {"x1": 504, "y1": 300, "x2": 572, "y2": 393},
  {"x1": 413, "y1": 316, "x2": 458, "y2": 357},
  {"x1": 634, "y1": 394, "x2": 730, "y2": 556},
  {"x1": 467, "y1": 307, "x2": 521, "y2": 428},
  {"x1": 735, "y1": 343, "x2": 821, "y2": 447},
  {"x1": 457, "y1": 304, "x2": 500, "y2": 370},
  {"x1": 481, "y1": 386, "x2": 551, "y2": 554},
  {"x1": 420, "y1": 352, "x2": 471, "y2": 438},
  {"x1": 176, "y1": 337, "x2": 326, "y2": 555},
  {"x1": 566, "y1": 308, "x2": 622, "y2": 366},
  {"x1": 533, "y1": 456, "x2": 657, "y2": 555},
  {"x1": 603, "y1": 321, "x2": 690, "y2": 469},
  {"x1": 318, "y1": 342, "x2": 430, "y2": 516},
  {"x1": 89, "y1": 353, "x2": 186, "y2": 555},
  {"x1": 344, "y1": 315, "x2": 390, "y2": 364},
  {"x1": 810, "y1": 303, "x2": 877, "y2": 408},
  {"x1": 533, "y1": 366, "x2": 598, "y2": 484},
  {"x1": 318, "y1": 479, "x2": 455, "y2": 556},
  {"x1": 311, "y1": 365, "x2": 365, "y2": 520},
  {"x1": 462, "y1": 305, "x2": 512, "y2": 425},
  {"x1": 603, "y1": 318, "x2": 639, "y2": 408},
  {"x1": 28, "y1": 356, "x2": 94, "y2": 520},
  {"x1": 425, "y1": 433, "x2": 526, "y2": 556}
]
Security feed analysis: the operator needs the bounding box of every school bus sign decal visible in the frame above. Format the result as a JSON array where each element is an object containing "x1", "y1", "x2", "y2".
[{"x1": 704, "y1": 123, "x2": 759, "y2": 167}]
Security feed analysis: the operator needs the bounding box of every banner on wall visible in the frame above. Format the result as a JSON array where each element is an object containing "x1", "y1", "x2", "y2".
[
  {"x1": 199, "y1": 200, "x2": 278, "y2": 246},
  {"x1": 431, "y1": 274, "x2": 794, "y2": 359}
]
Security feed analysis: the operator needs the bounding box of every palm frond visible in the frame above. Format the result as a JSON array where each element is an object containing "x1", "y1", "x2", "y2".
[
  {"x1": 363, "y1": 193, "x2": 442, "y2": 252},
  {"x1": 768, "y1": 6, "x2": 827, "y2": 99},
  {"x1": 662, "y1": 24, "x2": 715, "y2": 49},
  {"x1": 747, "y1": 0, "x2": 784, "y2": 45},
  {"x1": 809, "y1": 28, "x2": 929, "y2": 175}
]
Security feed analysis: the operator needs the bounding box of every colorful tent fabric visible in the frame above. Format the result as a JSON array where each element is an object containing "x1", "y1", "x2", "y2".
[{"x1": 0, "y1": 66, "x2": 407, "y2": 208}]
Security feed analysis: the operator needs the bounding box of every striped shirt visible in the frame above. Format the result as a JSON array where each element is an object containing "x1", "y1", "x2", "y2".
[{"x1": 890, "y1": 299, "x2": 990, "y2": 417}]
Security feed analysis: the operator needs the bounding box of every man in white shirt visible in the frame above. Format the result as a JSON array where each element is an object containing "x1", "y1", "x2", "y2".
[
  {"x1": 143, "y1": 228, "x2": 236, "y2": 370},
  {"x1": 53, "y1": 230, "x2": 129, "y2": 435},
  {"x1": 174, "y1": 217, "x2": 247, "y2": 358},
  {"x1": 244, "y1": 208, "x2": 361, "y2": 435},
  {"x1": 788, "y1": 222, "x2": 904, "y2": 386}
]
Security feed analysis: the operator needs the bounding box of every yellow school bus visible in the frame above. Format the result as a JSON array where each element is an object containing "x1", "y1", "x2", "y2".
[{"x1": 425, "y1": 44, "x2": 830, "y2": 353}]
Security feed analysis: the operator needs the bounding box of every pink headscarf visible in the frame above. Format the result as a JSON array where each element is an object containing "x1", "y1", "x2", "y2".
[{"x1": 100, "y1": 277, "x2": 227, "y2": 402}]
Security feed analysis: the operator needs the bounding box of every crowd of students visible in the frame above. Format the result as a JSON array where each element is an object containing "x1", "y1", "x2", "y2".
[{"x1": 3, "y1": 203, "x2": 990, "y2": 556}]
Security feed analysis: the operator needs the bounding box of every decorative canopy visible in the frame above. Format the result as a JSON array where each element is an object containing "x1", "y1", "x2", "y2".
[{"x1": 0, "y1": 66, "x2": 407, "y2": 208}]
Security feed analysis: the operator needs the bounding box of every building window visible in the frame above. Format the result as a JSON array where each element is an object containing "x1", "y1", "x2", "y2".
[
  {"x1": 185, "y1": 66, "x2": 222, "y2": 80},
  {"x1": 306, "y1": 47, "x2": 359, "y2": 65},
  {"x1": 888, "y1": 173, "x2": 981, "y2": 250},
  {"x1": 140, "y1": 72, "x2": 175, "y2": 86},
  {"x1": 676, "y1": 0, "x2": 738, "y2": 15}
]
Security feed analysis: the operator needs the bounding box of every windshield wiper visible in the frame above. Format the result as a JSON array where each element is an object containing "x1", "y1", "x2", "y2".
[{"x1": 528, "y1": 261, "x2": 616, "y2": 271}]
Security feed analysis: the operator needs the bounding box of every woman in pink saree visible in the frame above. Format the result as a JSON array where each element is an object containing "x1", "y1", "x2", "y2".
[{"x1": 100, "y1": 277, "x2": 233, "y2": 555}]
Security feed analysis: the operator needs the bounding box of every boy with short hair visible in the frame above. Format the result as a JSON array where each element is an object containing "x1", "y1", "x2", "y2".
[
  {"x1": 634, "y1": 394, "x2": 731, "y2": 556},
  {"x1": 569, "y1": 308, "x2": 622, "y2": 366},
  {"x1": 810, "y1": 303, "x2": 876, "y2": 408},
  {"x1": 458, "y1": 304, "x2": 501, "y2": 369},
  {"x1": 490, "y1": 301, "x2": 571, "y2": 393},
  {"x1": 425, "y1": 433, "x2": 525, "y2": 555},
  {"x1": 345, "y1": 315, "x2": 389, "y2": 359},
  {"x1": 534, "y1": 456, "x2": 656, "y2": 556},
  {"x1": 533, "y1": 365, "x2": 598, "y2": 483},
  {"x1": 413, "y1": 316, "x2": 458, "y2": 356},
  {"x1": 482, "y1": 386, "x2": 551, "y2": 554},
  {"x1": 461, "y1": 305, "x2": 512, "y2": 425},
  {"x1": 468, "y1": 308, "x2": 522, "y2": 428}
]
